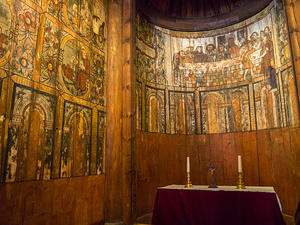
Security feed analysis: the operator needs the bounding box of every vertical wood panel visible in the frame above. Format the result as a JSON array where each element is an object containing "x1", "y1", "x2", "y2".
[
  {"x1": 289, "y1": 127, "x2": 300, "y2": 212},
  {"x1": 196, "y1": 134, "x2": 211, "y2": 185},
  {"x1": 209, "y1": 133, "x2": 225, "y2": 185},
  {"x1": 135, "y1": 131, "x2": 159, "y2": 217},
  {"x1": 256, "y1": 129, "x2": 273, "y2": 186},
  {"x1": 242, "y1": 131, "x2": 259, "y2": 186},
  {"x1": 175, "y1": 135, "x2": 187, "y2": 185},
  {"x1": 270, "y1": 128, "x2": 297, "y2": 215},
  {"x1": 223, "y1": 133, "x2": 237, "y2": 185},
  {"x1": 0, "y1": 176, "x2": 105, "y2": 225},
  {"x1": 188, "y1": 135, "x2": 201, "y2": 185}
]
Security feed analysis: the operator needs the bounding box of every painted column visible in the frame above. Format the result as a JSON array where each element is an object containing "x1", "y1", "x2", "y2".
[
  {"x1": 248, "y1": 82, "x2": 257, "y2": 131},
  {"x1": 195, "y1": 90, "x2": 201, "y2": 134}
]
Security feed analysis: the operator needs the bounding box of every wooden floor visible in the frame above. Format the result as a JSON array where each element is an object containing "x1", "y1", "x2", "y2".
[
  {"x1": 133, "y1": 213, "x2": 295, "y2": 225},
  {"x1": 133, "y1": 213, "x2": 152, "y2": 225},
  {"x1": 283, "y1": 214, "x2": 296, "y2": 225}
]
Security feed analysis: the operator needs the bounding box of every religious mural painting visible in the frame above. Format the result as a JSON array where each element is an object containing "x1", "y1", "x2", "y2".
[
  {"x1": 226, "y1": 87, "x2": 251, "y2": 132},
  {"x1": 11, "y1": 1, "x2": 39, "y2": 79},
  {"x1": 48, "y1": 0, "x2": 106, "y2": 51},
  {"x1": 0, "y1": 0, "x2": 107, "y2": 183},
  {"x1": 136, "y1": 48, "x2": 155, "y2": 83},
  {"x1": 40, "y1": 18, "x2": 61, "y2": 87},
  {"x1": 145, "y1": 86, "x2": 166, "y2": 133},
  {"x1": 97, "y1": 110, "x2": 105, "y2": 175},
  {"x1": 90, "y1": 0, "x2": 106, "y2": 50},
  {"x1": 136, "y1": 0, "x2": 299, "y2": 134},
  {"x1": 0, "y1": 0, "x2": 15, "y2": 70},
  {"x1": 60, "y1": 36, "x2": 91, "y2": 97},
  {"x1": 0, "y1": 77, "x2": 2, "y2": 94},
  {"x1": 136, "y1": 14, "x2": 168, "y2": 85},
  {"x1": 281, "y1": 67, "x2": 300, "y2": 126},
  {"x1": 4, "y1": 84, "x2": 56, "y2": 182},
  {"x1": 200, "y1": 86, "x2": 250, "y2": 134},
  {"x1": 47, "y1": 0, "x2": 63, "y2": 19},
  {"x1": 253, "y1": 77, "x2": 282, "y2": 130},
  {"x1": 60, "y1": 101, "x2": 92, "y2": 178},
  {"x1": 41, "y1": 25, "x2": 105, "y2": 105},
  {"x1": 136, "y1": 14, "x2": 155, "y2": 48},
  {"x1": 31, "y1": 0, "x2": 41, "y2": 7},
  {"x1": 169, "y1": 91, "x2": 196, "y2": 134},
  {"x1": 170, "y1": 13, "x2": 274, "y2": 88},
  {"x1": 200, "y1": 91, "x2": 226, "y2": 134},
  {"x1": 90, "y1": 51, "x2": 105, "y2": 106},
  {"x1": 154, "y1": 28, "x2": 167, "y2": 85},
  {"x1": 274, "y1": 0, "x2": 291, "y2": 66}
]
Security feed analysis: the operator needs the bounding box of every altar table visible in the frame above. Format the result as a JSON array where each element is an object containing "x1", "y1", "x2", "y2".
[{"x1": 152, "y1": 185, "x2": 285, "y2": 225}]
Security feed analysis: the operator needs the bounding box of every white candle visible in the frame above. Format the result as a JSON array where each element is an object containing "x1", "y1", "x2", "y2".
[
  {"x1": 238, "y1": 155, "x2": 242, "y2": 173},
  {"x1": 187, "y1": 157, "x2": 190, "y2": 173}
]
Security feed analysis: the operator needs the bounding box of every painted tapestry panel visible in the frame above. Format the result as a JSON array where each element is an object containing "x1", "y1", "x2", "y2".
[
  {"x1": 60, "y1": 101, "x2": 92, "y2": 178},
  {"x1": 145, "y1": 86, "x2": 166, "y2": 133},
  {"x1": 97, "y1": 111, "x2": 105, "y2": 175},
  {"x1": 281, "y1": 67, "x2": 300, "y2": 126},
  {"x1": 4, "y1": 84, "x2": 56, "y2": 182},
  {"x1": 200, "y1": 86, "x2": 250, "y2": 134},
  {"x1": 169, "y1": 92, "x2": 196, "y2": 134}
]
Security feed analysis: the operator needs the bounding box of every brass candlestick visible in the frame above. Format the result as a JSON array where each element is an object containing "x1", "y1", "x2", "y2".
[
  {"x1": 236, "y1": 172, "x2": 246, "y2": 189},
  {"x1": 185, "y1": 172, "x2": 193, "y2": 188}
]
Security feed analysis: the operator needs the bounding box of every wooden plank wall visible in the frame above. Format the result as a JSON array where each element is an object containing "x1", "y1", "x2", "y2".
[
  {"x1": 135, "y1": 127, "x2": 300, "y2": 217},
  {"x1": 0, "y1": 175, "x2": 105, "y2": 225}
]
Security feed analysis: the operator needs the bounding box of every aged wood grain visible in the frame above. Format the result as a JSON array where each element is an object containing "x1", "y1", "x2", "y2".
[
  {"x1": 105, "y1": 0, "x2": 123, "y2": 221},
  {"x1": 122, "y1": 0, "x2": 136, "y2": 223},
  {"x1": 135, "y1": 127, "x2": 300, "y2": 218},
  {"x1": 242, "y1": 131, "x2": 259, "y2": 186},
  {"x1": 0, "y1": 176, "x2": 105, "y2": 225},
  {"x1": 289, "y1": 127, "x2": 300, "y2": 213},
  {"x1": 256, "y1": 129, "x2": 273, "y2": 186},
  {"x1": 222, "y1": 132, "x2": 237, "y2": 185}
]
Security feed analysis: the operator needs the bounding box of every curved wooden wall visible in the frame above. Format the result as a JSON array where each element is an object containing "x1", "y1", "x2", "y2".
[{"x1": 135, "y1": 127, "x2": 300, "y2": 217}]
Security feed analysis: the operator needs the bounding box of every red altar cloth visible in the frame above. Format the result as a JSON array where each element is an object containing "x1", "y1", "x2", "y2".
[{"x1": 152, "y1": 185, "x2": 285, "y2": 225}]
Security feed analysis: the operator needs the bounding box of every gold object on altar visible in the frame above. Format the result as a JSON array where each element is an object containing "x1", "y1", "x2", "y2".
[
  {"x1": 236, "y1": 172, "x2": 246, "y2": 189},
  {"x1": 185, "y1": 172, "x2": 193, "y2": 188}
]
